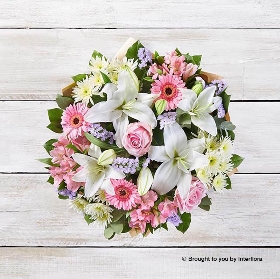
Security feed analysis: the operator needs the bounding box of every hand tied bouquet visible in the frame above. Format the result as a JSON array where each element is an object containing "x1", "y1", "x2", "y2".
[{"x1": 41, "y1": 38, "x2": 244, "y2": 239}]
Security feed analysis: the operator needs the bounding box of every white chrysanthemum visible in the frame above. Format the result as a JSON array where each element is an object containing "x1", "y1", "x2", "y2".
[
  {"x1": 89, "y1": 56, "x2": 109, "y2": 74},
  {"x1": 218, "y1": 137, "x2": 233, "y2": 159},
  {"x1": 196, "y1": 168, "x2": 212, "y2": 186},
  {"x1": 94, "y1": 189, "x2": 108, "y2": 203},
  {"x1": 70, "y1": 197, "x2": 89, "y2": 214},
  {"x1": 85, "y1": 203, "x2": 113, "y2": 226},
  {"x1": 205, "y1": 136, "x2": 219, "y2": 152},
  {"x1": 108, "y1": 71, "x2": 119, "y2": 84},
  {"x1": 206, "y1": 151, "x2": 221, "y2": 175},
  {"x1": 109, "y1": 57, "x2": 138, "y2": 73},
  {"x1": 91, "y1": 72, "x2": 105, "y2": 87},
  {"x1": 72, "y1": 76, "x2": 101, "y2": 105},
  {"x1": 219, "y1": 159, "x2": 234, "y2": 173},
  {"x1": 212, "y1": 173, "x2": 227, "y2": 192}
]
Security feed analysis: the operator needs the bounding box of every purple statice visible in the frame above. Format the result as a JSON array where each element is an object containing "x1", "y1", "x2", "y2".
[
  {"x1": 157, "y1": 112, "x2": 177, "y2": 130},
  {"x1": 138, "y1": 47, "x2": 152, "y2": 69},
  {"x1": 58, "y1": 189, "x2": 76, "y2": 200},
  {"x1": 217, "y1": 103, "x2": 226, "y2": 118},
  {"x1": 88, "y1": 123, "x2": 115, "y2": 144},
  {"x1": 142, "y1": 157, "x2": 151, "y2": 168},
  {"x1": 112, "y1": 157, "x2": 139, "y2": 174},
  {"x1": 167, "y1": 213, "x2": 182, "y2": 227},
  {"x1": 206, "y1": 79, "x2": 227, "y2": 96}
]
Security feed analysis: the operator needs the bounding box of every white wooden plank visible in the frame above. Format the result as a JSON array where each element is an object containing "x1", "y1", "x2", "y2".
[
  {"x1": 0, "y1": 29, "x2": 280, "y2": 100},
  {"x1": 1, "y1": 0, "x2": 280, "y2": 28},
  {"x1": 0, "y1": 101, "x2": 279, "y2": 173},
  {"x1": 0, "y1": 174, "x2": 279, "y2": 246},
  {"x1": 0, "y1": 247, "x2": 279, "y2": 279}
]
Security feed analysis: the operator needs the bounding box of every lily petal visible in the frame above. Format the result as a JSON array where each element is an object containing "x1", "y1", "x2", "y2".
[
  {"x1": 72, "y1": 153, "x2": 96, "y2": 167},
  {"x1": 164, "y1": 122, "x2": 189, "y2": 157},
  {"x1": 148, "y1": 146, "x2": 169, "y2": 162},
  {"x1": 84, "y1": 173, "x2": 105, "y2": 197},
  {"x1": 100, "y1": 179, "x2": 115, "y2": 195},
  {"x1": 102, "y1": 83, "x2": 117, "y2": 100},
  {"x1": 177, "y1": 172, "x2": 192, "y2": 199},
  {"x1": 209, "y1": 96, "x2": 223, "y2": 112},
  {"x1": 187, "y1": 138, "x2": 205, "y2": 153},
  {"x1": 137, "y1": 93, "x2": 159, "y2": 107},
  {"x1": 72, "y1": 167, "x2": 87, "y2": 182},
  {"x1": 192, "y1": 112, "x2": 217, "y2": 136},
  {"x1": 151, "y1": 160, "x2": 181, "y2": 195},
  {"x1": 178, "y1": 89, "x2": 196, "y2": 112},
  {"x1": 105, "y1": 166, "x2": 125, "y2": 180},
  {"x1": 124, "y1": 101, "x2": 157, "y2": 128},
  {"x1": 84, "y1": 100, "x2": 122, "y2": 123},
  {"x1": 88, "y1": 144, "x2": 101, "y2": 159},
  {"x1": 193, "y1": 86, "x2": 215, "y2": 112},
  {"x1": 113, "y1": 114, "x2": 129, "y2": 148},
  {"x1": 190, "y1": 151, "x2": 209, "y2": 170}
]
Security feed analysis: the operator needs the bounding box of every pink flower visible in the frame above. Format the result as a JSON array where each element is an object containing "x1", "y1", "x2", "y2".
[
  {"x1": 64, "y1": 170, "x2": 84, "y2": 192},
  {"x1": 158, "y1": 198, "x2": 178, "y2": 219},
  {"x1": 182, "y1": 63, "x2": 198, "y2": 81},
  {"x1": 71, "y1": 135, "x2": 90, "y2": 151},
  {"x1": 106, "y1": 179, "x2": 141, "y2": 210},
  {"x1": 164, "y1": 50, "x2": 177, "y2": 64},
  {"x1": 141, "y1": 190, "x2": 158, "y2": 209},
  {"x1": 50, "y1": 137, "x2": 73, "y2": 164},
  {"x1": 151, "y1": 74, "x2": 185, "y2": 110},
  {"x1": 174, "y1": 178, "x2": 206, "y2": 213},
  {"x1": 122, "y1": 122, "x2": 153, "y2": 157},
  {"x1": 61, "y1": 103, "x2": 90, "y2": 140},
  {"x1": 169, "y1": 55, "x2": 186, "y2": 76}
]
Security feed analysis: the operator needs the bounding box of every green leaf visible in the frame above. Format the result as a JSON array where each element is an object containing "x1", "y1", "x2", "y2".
[
  {"x1": 38, "y1": 158, "x2": 58, "y2": 166},
  {"x1": 198, "y1": 204, "x2": 210, "y2": 211},
  {"x1": 84, "y1": 214, "x2": 94, "y2": 225},
  {"x1": 220, "y1": 91, "x2": 231, "y2": 112},
  {"x1": 225, "y1": 174, "x2": 232, "y2": 189},
  {"x1": 160, "y1": 222, "x2": 168, "y2": 231},
  {"x1": 66, "y1": 144, "x2": 81, "y2": 153},
  {"x1": 111, "y1": 210, "x2": 124, "y2": 222},
  {"x1": 57, "y1": 181, "x2": 66, "y2": 191},
  {"x1": 48, "y1": 108, "x2": 63, "y2": 122},
  {"x1": 58, "y1": 194, "x2": 68, "y2": 200},
  {"x1": 143, "y1": 76, "x2": 153, "y2": 82},
  {"x1": 175, "y1": 48, "x2": 182, "y2": 56},
  {"x1": 43, "y1": 139, "x2": 57, "y2": 155},
  {"x1": 176, "y1": 212, "x2": 191, "y2": 233},
  {"x1": 110, "y1": 223, "x2": 123, "y2": 234},
  {"x1": 192, "y1": 55, "x2": 202, "y2": 66},
  {"x1": 100, "y1": 71, "x2": 111, "y2": 84},
  {"x1": 200, "y1": 195, "x2": 212, "y2": 206},
  {"x1": 47, "y1": 176, "x2": 54, "y2": 184},
  {"x1": 125, "y1": 40, "x2": 144, "y2": 61},
  {"x1": 231, "y1": 154, "x2": 244, "y2": 168},
  {"x1": 85, "y1": 132, "x2": 123, "y2": 152},
  {"x1": 91, "y1": 50, "x2": 104, "y2": 60},
  {"x1": 104, "y1": 227, "x2": 115, "y2": 239},
  {"x1": 71, "y1": 74, "x2": 87, "y2": 82},
  {"x1": 155, "y1": 55, "x2": 164, "y2": 65},
  {"x1": 47, "y1": 123, "x2": 63, "y2": 133},
  {"x1": 151, "y1": 126, "x2": 164, "y2": 146},
  {"x1": 56, "y1": 94, "x2": 74, "y2": 109},
  {"x1": 220, "y1": 121, "x2": 236, "y2": 131}
]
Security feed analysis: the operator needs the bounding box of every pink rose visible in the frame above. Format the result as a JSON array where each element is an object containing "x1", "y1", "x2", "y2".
[
  {"x1": 122, "y1": 122, "x2": 153, "y2": 157},
  {"x1": 174, "y1": 178, "x2": 206, "y2": 213}
]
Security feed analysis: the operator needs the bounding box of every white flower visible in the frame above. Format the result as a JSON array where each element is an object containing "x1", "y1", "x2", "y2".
[
  {"x1": 84, "y1": 71, "x2": 157, "y2": 147},
  {"x1": 70, "y1": 197, "x2": 89, "y2": 214},
  {"x1": 178, "y1": 87, "x2": 222, "y2": 136},
  {"x1": 196, "y1": 168, "x2": 212, "y2": 186},
  {"x1": 218, "y1": 137, "x2": 233, "y2": 159},
  {"x1": 89, "y1": 56, "x2": 109, "y2": 74},
  {"x1": 149, "y1": 122, "x2": 208, "y2": 199},
  {"x1": 219, "y1": 160, "x2": 234, "y2": 173},
  {"x1": 206, "y1": 151, "x2": 221, "y2": 175},
  {"x1": 92, "y1": 72, "x2": 105, "y2": 88},
  {"x1": 72, "y1": 76, "x2": 101, "y2": 105},
  {"x1": 72, "y1": 144, "x2": 124, "y2": 198},
  {"x1": 137, "y1": 167, "x2": 153, "y2": 196},
  {"x1": 212, "y1": 173, "x2": 227, "y2": 192},
  {"x1": 85, "y1": 203, "x2": 113, "y2": 226}
]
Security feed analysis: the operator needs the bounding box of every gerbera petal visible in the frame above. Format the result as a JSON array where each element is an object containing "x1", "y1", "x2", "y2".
[
  {"x1": 164, "y1": 122, "x2": 188, "y2": 157},
  {"x1": 151, "y1": 160, "x2": 181, "y2": 195},
  {"x1": 190, "y1": 151, "x2": 209, "y2": 171},
  {"x1": 124, "y1": 101, "x2": 157, "y2": 128},
  {"x1": 191, "y1": 113, "x2": 217, "y2": 136},
  {"x1": 84, "y1": 100, "x2": 122, "y2": 123},
  {"x1": 113, "y1": 114, "x2": 129, "y2": 148},
  {"x1": 148, "y1": 146, "x2": 169, "y2": 162},
  {"x1": 177, "y1": 172, "x2": 192, "y2": 199}
]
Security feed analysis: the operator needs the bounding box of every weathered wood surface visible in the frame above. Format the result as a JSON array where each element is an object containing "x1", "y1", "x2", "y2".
[
  {"x1": 0, "y1": 101, "x2": 279, "y2": 173},
  {"x1": 1, "y1": 0, "x2": 280, "y2": 29},
  {"x1": 0, "y1": 174, "x2": 279, "y2": 246},
  {"x1": 1, "y1": 29, "x2": 280, "y2": 100},
  {"x1": 0, "y1": 247, "x2": 279, "y2": 279}
]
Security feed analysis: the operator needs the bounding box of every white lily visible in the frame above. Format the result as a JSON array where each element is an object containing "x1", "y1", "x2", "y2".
[
  {"x1": 84, "y1": 71, "x2": 157, "y2": 147},
  {"x1": 149, "y1": 122, "x2": 208, "y2": 199},
  {"x1": 137, "y1": 167, "x2": 153, "y2": 196},
  {"x1": 178, "y1": 87, "x2": 222, "y2": 136},
  {"x1": 72, "y1": 144, "x2": 124, "y2": 198}
]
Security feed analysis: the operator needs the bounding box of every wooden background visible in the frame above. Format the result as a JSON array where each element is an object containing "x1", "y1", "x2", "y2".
[{"x1": 1, "y1": 1, "x2": 280, "y2": 278}]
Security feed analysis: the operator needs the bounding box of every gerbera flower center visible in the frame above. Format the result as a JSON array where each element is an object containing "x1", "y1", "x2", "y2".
[
  {"x1": 163, "y1": 84, "x2": 176, "y2": 98},
  {"x1": 70, "y1": 115, "x2": 82, "y2": 128},
  {"x1": 116, "y1": 186, "x2": 131, "y2": 201}
]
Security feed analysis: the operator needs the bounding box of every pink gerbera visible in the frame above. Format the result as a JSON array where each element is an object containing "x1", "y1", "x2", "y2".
[
  {"x1": 61, "y1": 103, "x2": 89, "y2": 139},
  {"x1": 151, "y1": 74, "x2": 185, "y2": 110},
  {"x1": 106, "y1": 179, "x2": 141, "y2": 210}
]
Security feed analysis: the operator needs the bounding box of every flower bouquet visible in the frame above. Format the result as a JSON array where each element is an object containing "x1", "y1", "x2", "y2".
[{"x1": 41, "y1": 38, "x2": 244, "y2": 239}]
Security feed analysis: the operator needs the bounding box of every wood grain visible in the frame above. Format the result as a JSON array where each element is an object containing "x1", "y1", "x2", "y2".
[
  {"x1": 1, "y1": 29, "x2": 280, "y2": 100},
  {"x1": 0, "y1": 174, "x2": 279, "y2": 246},
  {"x1": 0, "y1": 247, "x2": 279, "y2": 279},
  {"x1": 1, "y1": 0, "x2": 280, "y2": 29},
  {"x1": 1, "y1": 101, "x2": 279, "y2": 173}
]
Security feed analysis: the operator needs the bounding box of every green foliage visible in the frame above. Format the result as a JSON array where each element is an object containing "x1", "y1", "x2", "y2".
[
  {"x1": 84, "y1": 214, "x2": 94, "y2": 225},
  {"x1": 219, "y1": 121, "x2": 236, "y2": 131},
  {"x1": 198, "y1": 195, "x2": 212, "y2": 211},
  {"x1": 91, "y1": 50, "x2": 104, "y2": 60},
  {"x1": 58, "y1": 194, "x2": 68, "y2": 200},
  {"x1": 56, "y1": 94, "x2": 74, "y2": 109},
  {"x1": 176, "y1": 212, "x2": 191, "y2": 233},
  {"x1": 71, "y1": 74, "x2": 87, "y2": 82},
  {"x1": 111, "y1": 210, "x2": 124, "y2": 222},
  {"x1": 85, "y1": 132, "x2": 124, "y2": 152},
  {"x1": 184, "y1": 53, "x2": 202, "y2": 66},
  {"x1": 43, "y1": 139, "x2": 57, "y2": 155},
  {"x1": 100, "y1": 71, "x2": 111, "y2": 84},
  {"x1": 66, "y1": 144, "x2": 81, "y2": 153},
  {"x1": 225, "y1": 174, "x2": 232, "y2": 189},
  {"x1": 38, "y1": 158, "x2": 58, "y2": 166},
  {"x1": 231, "y1": 154, "x2": 244, "y2": 168},
  {"x1": 47, "y1": 108, "x2": 63, "y2": 133},
  {"x1": 220, "y1": 91, "x2": 231, "y2": 112},
  {"x1": 104, "y1": 227, "x2": 115, "y2": 239},
  {"x1": 47, "y1": 176, "x2": 54, "y2": 184},
  {"x1": 126, "y1": 40, "x2": 144, "y2": 60},
  {"x1": 151, "y1": 126, "x2": 164, "y2": 146}
]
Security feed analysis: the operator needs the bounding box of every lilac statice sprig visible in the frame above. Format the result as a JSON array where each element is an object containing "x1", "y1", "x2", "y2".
[
  {"x1": 138, "y1": 47, "x2": 153, "y2": 69},
  {"x1": 112, "y1": 157, "x2": 140, "y2": 174},
  {"x1": 58, "y1": 188, "x2": 77, "y2": 200},
  {"x1": 88, "y1": 123, "x2": 115, "y2": 144},
  {"x1": 206, "y1": 79, "x2": 227, "y2": 96}
]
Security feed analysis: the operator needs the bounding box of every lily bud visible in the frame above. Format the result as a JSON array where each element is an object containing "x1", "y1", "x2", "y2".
[
  {"x1": 124, "y1": 65, "x2": 140, "y2": 91},
  {"x1": 192, "y1": 82, "x2": 204, "y2": 95},
  {"x1": 98, "y1": 149, "x2": 116, "y2": 166},
  {"x1": 137, "y1": 167, "x2": 153, "y2": 196},
  {"x1": 155, "y1": 99, "x2": 167, "y2": 115}
]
